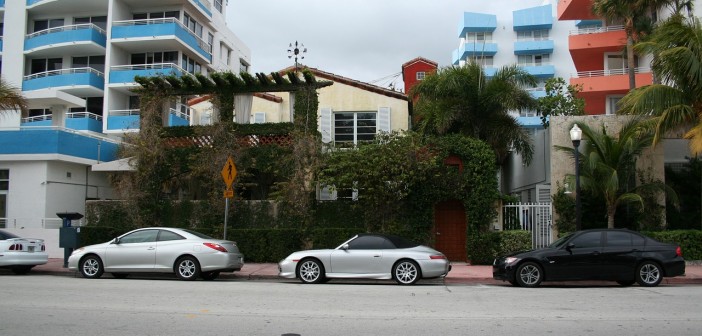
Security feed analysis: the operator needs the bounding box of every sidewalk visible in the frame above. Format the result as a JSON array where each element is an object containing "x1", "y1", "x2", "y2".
[{"x1": 26, "y1": 258, "x2": 702, "y2": 285}]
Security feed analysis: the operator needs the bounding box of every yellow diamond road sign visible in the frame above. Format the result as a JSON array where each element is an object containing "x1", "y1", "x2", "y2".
[{"x1": 221, "y1": 156, "x2": 237, "y2": 188}]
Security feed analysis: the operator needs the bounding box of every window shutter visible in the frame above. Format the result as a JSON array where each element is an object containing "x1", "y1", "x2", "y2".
[
  {"x1": 320, "y1": 107, "x2": 333, "y2": 143},
  {"x1": 378, "y1": 107, "x2": 391, "y2": 133}
]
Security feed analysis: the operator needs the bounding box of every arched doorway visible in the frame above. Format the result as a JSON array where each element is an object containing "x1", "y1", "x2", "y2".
[{"x1": 433, "y1": 199, "x2": 467, "y2": 262}]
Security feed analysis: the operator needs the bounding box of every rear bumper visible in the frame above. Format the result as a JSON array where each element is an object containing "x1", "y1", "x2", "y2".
[
  {"x1": 0, "y1": 252, "x2": 49, "y2": 267},
  {"x1": 418, "y1": 259, "x2": 451, "y2": 278},
  {"x1": 663, "y1": 258, "x2": 686, "y2": 278}
]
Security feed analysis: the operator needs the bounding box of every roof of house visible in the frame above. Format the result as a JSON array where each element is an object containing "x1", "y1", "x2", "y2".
[
  {"x1": 187, "y1": 92, "x2": 283, "y2": 106},
  {"x1": 401, "y1": 57, "x2": 438, "y2": 69}
]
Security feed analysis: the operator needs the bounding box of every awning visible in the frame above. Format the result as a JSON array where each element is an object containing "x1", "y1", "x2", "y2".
[{"x1": 92, "y1": 157, "x2": 136, "y2": 172}]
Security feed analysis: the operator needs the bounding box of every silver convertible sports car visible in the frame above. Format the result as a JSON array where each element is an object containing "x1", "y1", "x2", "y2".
[
  {"x1": 68, "y1": 227, "x2": 244, "y2": 281},
  {"x1": 279, "y1": 234, "x2": 451, "y2": 285}
]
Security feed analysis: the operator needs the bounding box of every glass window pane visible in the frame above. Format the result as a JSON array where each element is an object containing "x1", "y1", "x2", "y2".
[
  {"x1": 0, "y1": 181, "x2": 8, "y2": 190},
  {"x1": 131, "y1": 53, "x2": 146, "y2": 65},
  {"x1": 133, "y1": 13, "x2": 147, "y2": 20},
  {"x1": 49, "y1": 19, "x2": 65, "y2": 28},
  {"x1": 47, "y1": 58, "x2": 63, "y2": 71},
  {"x1": 73, "y1": 57, "x2": 88, "y2": 68},
  {"x1": 606, "y1": 232, "x2": 632, "y2": 247},
  {"x1": 158, "y1": 230, "x2": 184, "y2": 241},
  {"x1": 335, "y1": 134, "x2": 353, "y2": 142},
  {"x1": 150, "y1": 12, "x2": 164, "y2": 19},
  {"x1": 120, "y1": 230, "x2": 158, "y2": 244},
  {"x1": 164, "y1": 51, "x2": 178, "y2": 63},
  {"x1": 34, "y1": 20, "x2": 48, "y2": 32},
  {"x1": 0, "y1": 170, "x2": 9, "y2": 180},
  {"x1": 165, "y1": 11, "x2": 180, "y2": 19},
  {"x1": 31, "y1": 59, "x2": 47, "y2": 74},
  {"x1": 570, "y1": 232, "x2": 602, "y2": 248},
  {"x1": 74, "y1": 17, "x2": 90, "y2": 25}
]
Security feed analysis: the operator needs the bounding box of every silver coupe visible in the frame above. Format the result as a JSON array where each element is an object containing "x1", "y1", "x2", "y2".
[
  {"x1": 0, "y1": 229, "x2": 48, "y2": 274},
  {"x1": 68, "y1": 227, "x2": 244, "y2": 281},
  {"x1": 279, "y1": 234, "x2": 451, "y2": 285}
]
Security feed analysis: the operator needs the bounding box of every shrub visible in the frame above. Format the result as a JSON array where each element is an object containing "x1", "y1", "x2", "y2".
[{"x1": 467, "y1": 230, "x2": 531, "y2": 265}]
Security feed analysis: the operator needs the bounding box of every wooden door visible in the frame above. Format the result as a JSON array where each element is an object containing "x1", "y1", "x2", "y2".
[{"x1": 433, "y1": 199, "x2": 467, "y2": 262}]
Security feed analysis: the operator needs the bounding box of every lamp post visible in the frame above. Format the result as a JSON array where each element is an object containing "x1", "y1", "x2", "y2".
[
  {"x1": 570, "y1": 124, "x2": 582, "y2": 231},
  {"x1": 287, "y1": 41, "x2": 307, "y2": 72}
]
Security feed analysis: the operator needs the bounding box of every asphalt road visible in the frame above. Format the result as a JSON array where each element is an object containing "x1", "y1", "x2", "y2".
[{"x1": 2, "y1": 275, "x2": 701, "y2": 336}]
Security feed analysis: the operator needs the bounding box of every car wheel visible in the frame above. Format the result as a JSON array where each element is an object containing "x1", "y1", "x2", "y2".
[
  {"x1": 393, "y1": 260, "x2": 421, "y2": 285},
  {"x1": 616, "y1": 280, "x2": 635, "y2": 287},
  {"x1": 11, "y1": 266, "x2": 32, "y2": 275},
  {"x1": 175, "y1": 256, "x2": 201, "y2": 281},
  {"x1": 201, "y1": 271, "x2": 220, "y2": 281},
  {"x1": 515, "y1": 262, "x2": 543, "y2": 288},
  {"x1": 636, "y1": 261, "x2": 662, "y2": 287},
  {"x1": 112, "y1": 273, "x2": 129, "y2": 279},
  {"x1": 80, "y1": 255, "x2": 104, "y2": 279},
  {"x1": 297, "y1": 259, "x2": 325, "y2": 284}
]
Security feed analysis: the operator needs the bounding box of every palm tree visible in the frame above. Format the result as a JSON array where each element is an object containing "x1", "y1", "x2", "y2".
[
  {"x1": 410, "y1": 62, "x2": 537, "y2": 165},
  {"x1": 556, "y1": 119, "x2": 676, "y2": 228},
  {"x1": 618, "y1": 15, "x2": 702, "y2": 153},
  {"x1": 591, "y1": 0, "x2": 673, "y2": 90},
  {"x1": 0, "y1": 77, "x2": 28, "y2": 115}
]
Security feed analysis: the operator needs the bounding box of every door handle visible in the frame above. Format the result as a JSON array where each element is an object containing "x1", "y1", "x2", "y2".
[
  {"x1": 373, "y1": 255, "x2": 381, "y2": 258},
  {"x1": 147, "y1": 247, "x2": 155, "y2": 250}
]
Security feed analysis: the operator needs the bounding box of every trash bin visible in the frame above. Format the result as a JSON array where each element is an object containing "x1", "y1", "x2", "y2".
[{"x1": 57, "y1": 212, "x2": 83, "y2": 268}]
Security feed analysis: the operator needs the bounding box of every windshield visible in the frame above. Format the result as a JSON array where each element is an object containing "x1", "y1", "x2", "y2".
[{"x1": 549, "y1": 232, "x2": 575, "y2": 248}]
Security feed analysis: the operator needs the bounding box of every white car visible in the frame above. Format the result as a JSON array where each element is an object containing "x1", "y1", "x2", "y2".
[
  {"x1": 279, "y1": 234, "x2": 451, "y2": 285},
  {"x1": 68, "y1": 227, "x2": 244, "y2": 281},
  {"x1": 0, "y1": 229, "x2": 49, "y2": 274}
]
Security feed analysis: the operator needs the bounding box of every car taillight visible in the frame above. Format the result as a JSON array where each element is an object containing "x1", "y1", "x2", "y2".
[
  {"x1": 676, "y1": 246, "x2": 682, "y2": 257},
  {"x1": 42, "y1": 244, "x2": 45, "y2": 251},
  {"x1": 430, "y1": 255, "x2": 446, "y2": 260},
  {"x1": 9, "y1": 243, "x2": 23, "y2": 251},
  {"x1": 203, "y1": 243, "x2": 228, "y2": 252}
]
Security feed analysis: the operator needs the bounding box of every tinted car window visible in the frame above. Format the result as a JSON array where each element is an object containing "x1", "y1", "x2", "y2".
[
  {"x1": 119, "y1": 230, "x2": 158, "y2": 244},
  {"x1": 569, "y1": 231, "x2": 602, "y2": 248},
  {"x1": 348, "y1": 236, "x2": 387, "y2": 250},
  {"x1": 632, "y1": 234, "x2": 645, "y2": 246},
  {"x1": 158, "y1": 230, "x2": 185, "y2": 242},
  {"x1": 0, "y1": 230, "x2": 20, "y2": 240},
  {"x1": 606, "y1": 231, "x2": 632, "y2": 247},
  {"x1": 183, "y1": 229, "x2": 214, "y2": 239}
]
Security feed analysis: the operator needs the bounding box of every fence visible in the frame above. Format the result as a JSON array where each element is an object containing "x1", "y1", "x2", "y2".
[{"x1": 502, "y1": 202, "x2": 552, "y2": 248}]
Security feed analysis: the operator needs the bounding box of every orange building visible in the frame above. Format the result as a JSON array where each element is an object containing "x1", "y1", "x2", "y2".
[{"x1": 557, "y1": 0, "x2": 653, "y2": 115}]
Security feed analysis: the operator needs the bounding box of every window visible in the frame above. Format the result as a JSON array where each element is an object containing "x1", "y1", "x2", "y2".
[
  {"x1": 518, "y1": 54, "x2": 550, "y2": 66},
  {"x1": 569, "y1": 231, "x2": 602, "y2": 248},
  {"x1": 129, "y1": 96, "x2": 140, "y2": 110},
  {"x1": 158, "y1": 230, "x2": 185, "y2": 242},
  {"x1": 334, "y1": 112, "x2": 377, "y2": 144},
  {"x1": 28, "y1": 108, "x2": 51, "y2": 117},
  {"x1": 0, "y1": 170, "x2": 8, "y2": 192},
  {"x1": 470, "y1": 55, "x2": 493, "y2": 67},
  {"x1": 119, "y1": 230, "x2": 158, "y2": 244},
  {"x1": 33, "y1": 19, "x2": 64, "y2": 33},
  {"x1": 0, "y1": 170, "x2": 7, "y2": 228},
  {"x1": 69, "y1": 97, "x2": 104, "y2": 115},
  {"x1": 183, "y1": 13, "x2": 203, "y2": 38},
  {"x1": 30, "y1": 58, "x2": 63, "y2": 74},
  {"x1": 131, "y1": 51, "x2": 178, "y2": 65},
  {"x1": 606, "y1": 232, "x2": 632, "y2": 247},
  {"x1": 416, "y1": 71, "x2": 426, "y2": 80},
  {"x1": 347, "y1": 236, "x2": 388, "y2": 250},
  {"x1": 214, "y1": 0, "x2": 224, "y2": 13},
  {"x1": 240, "y1": 59, "x2": 249, "y2": 73},
  {"x1": 182, "y1": 54, "x2": 202, "y2": 74},
  {"x1": 466, "y1": 31, "x2": 492, "y2": 42},
  {"x1": 607, "y1": 96, "x2": 623, "y2": 115},
  {"x1": 133, "y1": 11, "x2": 179, "y2": 20},
  {"x1": 72, "y1": 55, "x2": 105, "y2": 73},
  {"x1": 207, "y1": 33, "x2": 214, "y2": 53},
  {"x1": 74, "y1": 16, "x2": 107, "y2": 30},
  {"x1": 252, "y1": 112, "x2": 266, "y2": 124}
]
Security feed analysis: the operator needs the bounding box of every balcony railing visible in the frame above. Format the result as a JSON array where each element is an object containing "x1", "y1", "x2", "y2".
[
  {"x1": 22, "y1": 114, "x2": 52, "y2": 123},
  {"x1": 575, "y1": 67, "x2": 651, "y2": 78},
  {"x1": 26, "y1": 23, "x2": 106, "y2": 39},
  {"x1": 518, "y1": 62, "x2": 553, "y2": 67},
  {"x1": 170, "y1": 105, "x2": 193, "y2": 121},
  {"x1": 110, "y1": 62, "x2": 187, "y2": 73},
  {"x1": 67, "y1": 112, "x2": 103, "y2": 121},
  {"x1": 109, "y1": 109, "x2": 140, "y2": 116},
  {"x1": 570, "y1": 25, "x2": 624, "y2": 35},
  {"x1": 24, "y1": 67, "x2": 104, "y2": 81},
  {"x1": 112, "y1": 18, "x2": 212, "y2": 55}
]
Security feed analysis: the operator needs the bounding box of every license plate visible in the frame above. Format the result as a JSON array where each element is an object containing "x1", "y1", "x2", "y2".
[{"x1": 28, "y1": 246, "x2": 35, "y2": 252}]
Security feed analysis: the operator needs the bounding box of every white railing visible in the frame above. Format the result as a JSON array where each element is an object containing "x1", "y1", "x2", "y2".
[
  {"x1": 110, "y1": 62, "x2": 188, "y2": 74},
  {"x1": 112, "y1": 18, "x2": 212, "y2": 55},
  {"x1": 570, "y1": 25, "x2": 624, "y2": 35},
  {"x1": 26, "y1": 23, "x2": 106, "y2": 39},
  {"x1": 518, "y1": 62, "x2": 553, "y2": 67},
  {"x1": 23, "y1": 67, "x2": 104, "y2": 81},
  {"x1": 575, "y1": 67, "x2": 651, "y2": 78},
  {"x1": 515, "y1": 36, "x2": 550, "y2": 42},
  {"x1": 109, "y1": 109, "x2": 140, "y2": 116},
  {"x1": 193, "y1": 0, "x2": 212, "y2": 11},
  {"x1": 22, "y1": 114, "x2": 52, "y2": 122},
  {"x1": 502, "y1": 202, "x2": 553, "y2": 248},
  {"x1": 170, "y1": 104, "x2": 193, "y2": 121},
  {"x1": 67, "y1": 112, "x2": 103, "y2": 121},
  {"x1": 0, "y1": 217, "x2": 80, "y2": 229}
]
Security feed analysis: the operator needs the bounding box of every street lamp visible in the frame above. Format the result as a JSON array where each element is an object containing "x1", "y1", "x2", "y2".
[
  {"x1": 570, "y1": 124, "x2": 582, "y2": 231},
  {"x1": 287, "y1": 41, "x2": 307, "y2": 72}
]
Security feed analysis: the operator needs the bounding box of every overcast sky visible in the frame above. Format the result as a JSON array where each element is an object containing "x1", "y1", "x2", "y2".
[{"x1": 227, "y1": 0, "x2": 551, "y2": 90}]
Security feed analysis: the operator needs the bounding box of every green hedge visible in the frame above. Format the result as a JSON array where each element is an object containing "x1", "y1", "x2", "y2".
[
  {"x1": 645, "y1": 230, "x2": 702, "y2": 261},
  {"x1": 467, "y1": 230, "x2": 532, "y2": 265}
]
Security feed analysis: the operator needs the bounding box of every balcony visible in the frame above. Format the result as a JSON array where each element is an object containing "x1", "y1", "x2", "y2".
[
  {"x1": 22, "y1": 67, "x2": 105, "y2": 96},
  {"x1": 168, "y1": 106, "x2": 192, "y2": 127},
  {"x1": 452, "y1": 41, "x2": 498, "y2": 64},
  {"x1": 0, "y1": 126, "x2": 118, "y2": 162},
  {"x1": 558, "y1": 0, "x2": 597, "y2": 21},
  {"x1": 21, "y1": 112, "x2": 103, "y2": 133},
  {"x1": 112, "y1": 18, "x2": 212, "y2": 63},
  {"x1": 518, "y1": 63, "x2": 556, "y2": 78},
  {"x1": 0, "y1": 37, "x2": 3, "y2": 53},
  {"x1": 24, "y1": 24, "x2": 107, "y2": 56},
  {"x1": 514, "y1": 39, "x2": 554, "y2": 55},
  {"x1": 513, "y1": 4, "x2": 553, "y2": 31},
  {"x1": 106, "y1": 109, "x2": 140, "y2": 131},
  {"x1": 109, "y1": 63, "x2": 187, "y2": 86},
  {"x1": 526, "y1": 88, "x2": 547, "y2": 99},
  {"x1": 458, "y1": 12, "x2": 496, "y2": 37},
  {"x1": 569, "y1": 26, "x2": 626, "y2": 72},
  {"x1": 571, "y1": 68, "x2": 653, "y2": 114}
]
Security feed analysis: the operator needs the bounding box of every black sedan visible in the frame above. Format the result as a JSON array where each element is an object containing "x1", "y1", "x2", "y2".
[{"x1": 493, "y1": 229, "x2": 685, "y2": 287}]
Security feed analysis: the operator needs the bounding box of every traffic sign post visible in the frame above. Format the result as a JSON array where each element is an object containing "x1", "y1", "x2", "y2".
[{"x1": 221, "y1": 156, "x2": 237, "y2": 240}]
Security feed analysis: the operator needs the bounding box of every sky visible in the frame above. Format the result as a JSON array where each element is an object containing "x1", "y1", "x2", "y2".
[{"x1": 227, "y1": 0, "x2": 552, "y2": 91}]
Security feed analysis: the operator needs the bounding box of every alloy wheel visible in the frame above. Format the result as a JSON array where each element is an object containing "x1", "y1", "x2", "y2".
[
  {"x1": 394, "y1": 261, "x2": 419, "y2": 285},
  {"x1": 299, "y1": 260, "x2": 321, "y2": 283}
]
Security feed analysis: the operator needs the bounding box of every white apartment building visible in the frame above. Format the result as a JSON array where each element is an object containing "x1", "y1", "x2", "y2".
[{"x1": 0, "y1": 0, "x2": 250, "y2": 254}]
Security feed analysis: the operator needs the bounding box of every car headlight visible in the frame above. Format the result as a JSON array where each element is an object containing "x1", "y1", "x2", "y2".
[{"x1": 505, "y1": 257, "x2": 520, "y2": 265}]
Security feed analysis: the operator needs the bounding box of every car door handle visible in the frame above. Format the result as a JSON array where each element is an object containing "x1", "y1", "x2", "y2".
[
  {"x1": 147, "y1": 247, "x2": 155, "y2": 250},
  {"x1": 591, "y1": 251, "x2": 600, "y2": 255},
  {"x1": 374, "y1": 255, "x2": 381, "y2": 258}
]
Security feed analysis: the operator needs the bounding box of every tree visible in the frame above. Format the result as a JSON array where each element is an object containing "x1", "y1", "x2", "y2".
[
  {"x1": 618, "y1": 15, "x2": 702, "y2": 153},
  {"x1": 0, "y1": 77, "x2": 28, "y2": 115},
  {"x1": 555, "y1": 119, "x2": 677, "y2": 228},
  {"x1": 591, "y1": 0, "x2": 672, "y2": 90},
  {"x1": 410, "y1": 62, "x2": 537, "y2": 165},
  {"x1": 537, "y1": 77, "x2": 585, "y2": 128}
]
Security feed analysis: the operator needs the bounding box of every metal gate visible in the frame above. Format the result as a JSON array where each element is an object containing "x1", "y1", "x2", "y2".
[{"x1": 502, "y1": 202, "x2": 552, "y2": 248}]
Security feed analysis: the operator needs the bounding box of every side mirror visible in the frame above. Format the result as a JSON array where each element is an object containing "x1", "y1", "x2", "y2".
[
  {"x1": 341, "y1": 244, "x2": 349, "y2": 250},
  {"x1": 112, "y1": 237, "x2": 120, "y2": 244},
  {"x1": 566, "y1": 243, "x2": 575, "y2": 252}
]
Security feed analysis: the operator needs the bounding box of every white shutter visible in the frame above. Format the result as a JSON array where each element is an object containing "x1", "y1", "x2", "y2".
[
  {"x1": 536, "y1": 185, "x2": 551, "y2": 203},
  {"x1": 320, "y1": 107, "x2": 333, "y2": 143},
  {"x1": 378, "y1": 107, "x2": 391, "y2": 133}
]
